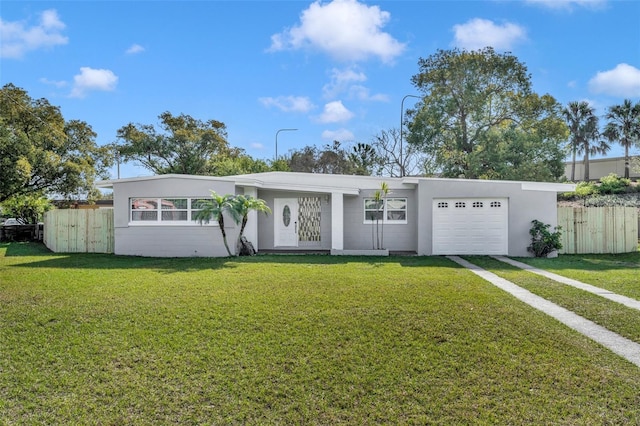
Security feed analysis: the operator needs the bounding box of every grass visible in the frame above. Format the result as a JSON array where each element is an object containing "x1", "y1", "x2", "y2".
[
  {"x1": 1, "y1": 243, "x2": 640, "y2": 424},
  {"x1": 510, "y1": 251, "x2": 640, "y2": 300},
  {"x1": 466, "y1": 255, "x2": 640, "y2": 345}
]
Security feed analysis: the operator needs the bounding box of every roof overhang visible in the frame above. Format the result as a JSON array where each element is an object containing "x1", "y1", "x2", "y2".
[
  {"x1": 232, "y1": 177, "x2": 361, "y2": 195},
  {"x1": 95, "y1": 174, "x2": 235, "y2": 190},
  {"x1": 521, "y1": 182, "x2": 576, "y2": 192}
]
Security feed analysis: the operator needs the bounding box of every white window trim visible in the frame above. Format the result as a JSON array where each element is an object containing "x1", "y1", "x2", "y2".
[
  {"x1": 129, "y1": 197, "x2": 217, "y2": 226},
  {"x1": 363, "y1": 197, "x2": 408, "y2": 225}
]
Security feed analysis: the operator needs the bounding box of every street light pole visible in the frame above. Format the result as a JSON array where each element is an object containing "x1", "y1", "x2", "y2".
[
  {"x1": 275, "y1": 128, "x2": 298, "y2": 161},
  {"x1": 399, "y1": 94, "x2": 421, "y2": 177}
]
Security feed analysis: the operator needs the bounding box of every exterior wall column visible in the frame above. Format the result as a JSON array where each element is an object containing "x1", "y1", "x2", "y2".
[
  {"x1": 243, "y1": 187, "x2": 258, "y2": 251},
  {"x1": 331, "y1": 192, "x2": 344, "y2": 251}
]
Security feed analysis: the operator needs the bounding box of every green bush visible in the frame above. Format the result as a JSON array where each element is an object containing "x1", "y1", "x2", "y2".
[
  {"x1": 598, "y1": 173, "x2": 631, "y2": 194},
  {"x1": 574, "y1": 181, "x2": 598, "y2": 197},
  {"x1": 527, "y1": 220, "x2": 562, "y2": 258}
]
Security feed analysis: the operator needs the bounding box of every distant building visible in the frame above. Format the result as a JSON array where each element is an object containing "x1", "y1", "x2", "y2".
[{"x1": 564, "y1": 156, "x2": 640, "y2": 181}]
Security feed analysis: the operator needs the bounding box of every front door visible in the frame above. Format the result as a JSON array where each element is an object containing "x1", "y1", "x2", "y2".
[{"x1": 274, "y1": 198, "x2": 299, "y2": 247}]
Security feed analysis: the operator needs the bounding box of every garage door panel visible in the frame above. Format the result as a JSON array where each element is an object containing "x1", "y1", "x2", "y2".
[{"x1": 432, "y1": 198, "x2": 508, "y2": 255}]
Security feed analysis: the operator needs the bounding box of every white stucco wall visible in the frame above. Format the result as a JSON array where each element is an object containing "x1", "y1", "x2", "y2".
[
  {"x1": 342, "y1": 188, "x2": 418, "y2": 252},
  {"x1": 417, "y1": 179, "x2": 560, "y2": 257},
  {"x1": 112, "y1": 176, "x2": 238, "y2": 257}
]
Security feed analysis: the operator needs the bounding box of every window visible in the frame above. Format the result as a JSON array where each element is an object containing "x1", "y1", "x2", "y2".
[
  {"x1": 131, "y1": 198, "x2": 158, "y2": 221},
  {"x1": 472, "y1": 201, "x2": 483, "y2": 208},
  {"x1": 364, "y1": 199, "x2": 384, "y2": 221},
  {"x1": 161, "y1": 198, "x2": 188, "y2": 221},
  {"x1": 364, "y1": 198, "x2": 407, "y2": 224},
  {"x1": 130, "y1": 198, "x2": 212, "y2": 225},
  {"x1": 437, "y1": 202, "x2": 448, "y2": 209},
  {"x1": 490, "y1": 201, "x2": 502, "y2": 208},
  {"x1": 455, "y1": 202, "x2": 466, "y2": 208}
]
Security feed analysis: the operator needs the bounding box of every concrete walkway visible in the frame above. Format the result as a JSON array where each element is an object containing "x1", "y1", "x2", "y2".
[
  {"x1": 448, "y1": 256, "x2": 640, "y2": 368},
  {"x1": 493, "y1": 256, "x2": 640, "y2": 312}
]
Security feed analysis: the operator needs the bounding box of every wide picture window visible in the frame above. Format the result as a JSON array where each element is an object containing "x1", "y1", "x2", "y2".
[
  {"x1": 130, "y1": 198, "x2": 211, "y2": 225},
  {"x1": 364, "y1": 198, "x2": 407, "y2": 224}
]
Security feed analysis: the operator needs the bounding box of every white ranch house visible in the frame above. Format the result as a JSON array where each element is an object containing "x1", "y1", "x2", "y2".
[{"x1": 97, "y1": 172, "x2": 575, "y2": 258}]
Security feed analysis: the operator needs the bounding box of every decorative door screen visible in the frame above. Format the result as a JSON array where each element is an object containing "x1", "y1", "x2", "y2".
[{"x1": 297, "y1": 197, "x2": 321, "y2": 244}]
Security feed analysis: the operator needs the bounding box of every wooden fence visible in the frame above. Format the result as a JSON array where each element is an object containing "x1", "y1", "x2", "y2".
[
  {"x1": 557, "y1": 206, "x2": 638, "y2": 254},
  {"x1": 44, "y1": 209, "x2": 114, "y2": 253}
]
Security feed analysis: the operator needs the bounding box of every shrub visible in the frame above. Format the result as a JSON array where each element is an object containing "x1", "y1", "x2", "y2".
[
  {"x1": 598, "y1": 173, "x2": 631, "y2": 194},
  {"x1": 574, "y1": 181, "x2": 598, "y2": 198},
  {"x1": 527, "y1": 220, "x2": 562, "y2": 258}
]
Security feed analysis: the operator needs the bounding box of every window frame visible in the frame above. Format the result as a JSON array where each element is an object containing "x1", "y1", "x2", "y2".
[
  {"x1": 129, "y1": 197, "x2": 215, "y2": 226},
  {"x1": 363, "y1": 197, "x2": 408, "y2": 225}
]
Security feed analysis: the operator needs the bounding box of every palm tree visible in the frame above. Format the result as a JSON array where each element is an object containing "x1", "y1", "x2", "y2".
[
  {"x1": 233, "y1": 194, "x2": 271, "y2": 255},
  {"x1": 371, "y1": 182, "x2": 390, "y2": 250},
  {"x1": 379, "y1": 182, "x2": 390, "y2": 249},
  {"x1": 194, "y1": 191, "x2": 241, "y2": 257},
  {"x1": 603, "y1": 99, "x2": 640, "y2": 179},
  {"x1": 562, "y1": 101, "x2": 609, "y2": 181}
]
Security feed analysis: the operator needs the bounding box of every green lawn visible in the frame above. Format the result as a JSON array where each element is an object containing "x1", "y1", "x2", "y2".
[
  {"x1": 511, "y1": 251, "x2": 640, "y2": 300},
  {"x1": 1, "y1": 243, "x2": 639, "y2": 424},
  {"x1": 466, "y1": 255, "x2": 640, "y2": 346}
]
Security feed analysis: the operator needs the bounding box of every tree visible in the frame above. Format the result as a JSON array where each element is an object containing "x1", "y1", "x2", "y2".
[
  {"x1": 1, "y1": 194, "x2": 52, "y2": 224},
  {"x1": 287, "y1": 141, "x2": 361, "y2": 175},
  {"x1": 316, "y1": 141, "x2": 357, "y2": 174},
  {"x1": 371, "y1": 128, "x2": 436, "y2": 177},
  {"x1": 377, "y1": 182, "x2": 389, "y2": 249},
  {"x1": 562, "y1": 101, "x2": 609, "y2": 181},
  {"x1": 407, "y1": 48, "x2": 567, "y2": 181},
  {"x1": 563, "y1": 101, "x2": 594, "y2": 181},
  {"x1": 603, "y1": 99, "x2": 640, "y2": 179},
  {"x1": 209, "y1": 150, "x2": 273, "y2": 176},
  {"x1": 116, "y1": 111, "x2": 233, "y2": 175},
  {"x1": 0, "y1": 83, "x2": 111, "y2": 202},
  {"x1": 349, "y1": 143, "x2": 378, "y2": 176},
  {"x1": 194, "y1": 191, "x2": 241, "y2": 257},
  {"x1": 233, "y1": 194, "x2": 271, "y2": 255}
]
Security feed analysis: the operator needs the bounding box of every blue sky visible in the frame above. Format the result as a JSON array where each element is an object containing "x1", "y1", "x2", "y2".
[{"x1": 2, "y1": 0, "x2": 639, "y2": 179}]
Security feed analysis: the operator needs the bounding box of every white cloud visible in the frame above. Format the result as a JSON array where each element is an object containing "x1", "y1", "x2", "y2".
[
  {"x1": 126, "y1": 44, "x2": 145, "y2": 54},
  {"x1": 348, "y1": 85, "x2": 389, "y2": 102},
  {"x1": 268, "y1": 0, "x2": 405, "y2": 63},
  {"x1": 259, "y1": 96, "x2": 315, "y2": 113},
  {"x1": 0, "y1": 9, "x2": 68, "y2": 59},
  {"x1": 452, "y1": 18, "x2": 527, "y2": 51},
  {"x1": 526, "y1": 0, "x2": 607, "y2": 10},
  {"x1": 70, "y1": 67, "x2": 118, "y2": 98},
  {"x1": 250, "y1": 142, "x2": 265, "y2": 150},
  {"x1": 323, "y1": 67, "x2": 367, "y2": 98},
  {"x1": 588, "y1": 63, "x2": 640, "y2": 98},
  {"x1": 317, "y1": 100, "x2": 354, "y2": 123},
  {"x1": 322, "y1": 128, "x2": 355, "y2": 141},
  {"x1": 322, "y1": 67, "x2": 388, "y2": 101},
  {"x1": 39, "y1": 77, "x2": 67, "y2": 88}
]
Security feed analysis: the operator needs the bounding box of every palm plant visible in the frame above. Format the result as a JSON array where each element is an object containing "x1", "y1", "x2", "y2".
[
  {"x1": 379, "y1": 182, "x2": 390, "y2": 249},
  {"x1": 194, "y1": 191, "x2": 241, "y2": 257},
  {"x1": 562, "y1": 101, "x2": 609, "y2": 181},
  {"x1": 371, "y1": 182, "x2": 390, "y2": 250},
  {"x1": 233, "y1": 194, "x2": 271, "y2": 255},
  {"x1": 603, "y1": 99, "x2": 640, "y2": 178}
]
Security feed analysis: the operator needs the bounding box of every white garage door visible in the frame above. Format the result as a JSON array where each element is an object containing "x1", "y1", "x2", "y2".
[{"x1": 432, "y1": 198, "x2": 508, "y2": 255}]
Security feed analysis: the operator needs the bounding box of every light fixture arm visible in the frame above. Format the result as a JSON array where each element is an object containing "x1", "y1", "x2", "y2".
[
  {"x1": 275, "y1": 128, "x2": 298, "y2": 161},
  {"x1": 399, "y1": 94, "x2": 421, "y2": 177}
]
